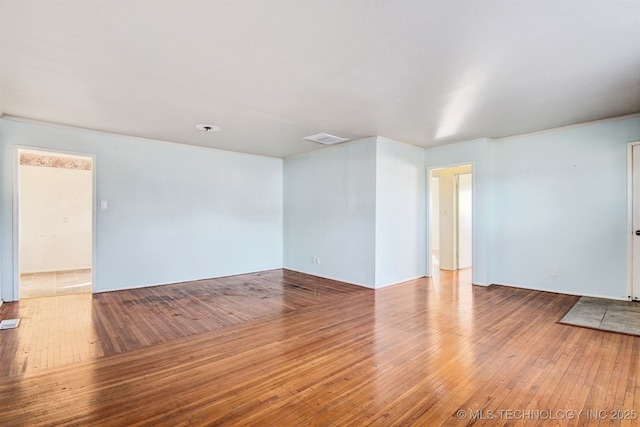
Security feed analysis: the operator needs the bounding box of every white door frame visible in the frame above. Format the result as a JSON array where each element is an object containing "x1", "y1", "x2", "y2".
[
  {"x1": 427, "y1": 162, "x2": 475, "y2": 279},
  {"x1": 627, "y1": 141, "x2": 640, "y2": 300},
  {"x1": 13, "y1": 146, "x2": 97, "y2": 301}
]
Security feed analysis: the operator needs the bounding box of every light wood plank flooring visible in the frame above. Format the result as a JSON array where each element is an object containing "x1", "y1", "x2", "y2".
[
  {"x1": 1, "y1": 269, "x2": 639, "y2": 426},
  {"x1": 0, "y1": 269, "x2": 367, "y2": 377}
]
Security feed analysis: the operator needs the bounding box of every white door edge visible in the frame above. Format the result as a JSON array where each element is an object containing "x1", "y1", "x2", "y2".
[{"x1": 627, "y1": 141, "x2": 640, "y2": 301}]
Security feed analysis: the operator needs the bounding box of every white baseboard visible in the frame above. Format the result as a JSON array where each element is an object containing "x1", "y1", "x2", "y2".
[{"x1": 492, "y1": 282, "x2": 629, "y2": 301}]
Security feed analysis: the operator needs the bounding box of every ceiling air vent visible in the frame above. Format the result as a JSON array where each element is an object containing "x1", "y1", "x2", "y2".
[{"x1": 303, "y1": 133, "x2": 351, "y2": 145}]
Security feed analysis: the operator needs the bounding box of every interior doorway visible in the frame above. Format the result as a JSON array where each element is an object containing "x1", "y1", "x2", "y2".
[
  {"x1": 16, "y1": 148, "x2": 94, "y2": 299},
  {"x1": 429, "y1": 164, "x2": 473, "y2": 276}
]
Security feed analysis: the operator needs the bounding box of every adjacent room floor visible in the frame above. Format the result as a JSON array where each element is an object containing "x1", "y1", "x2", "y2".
[{"x1": 19, "y1": 269, "x2": 92, "y2": 298}]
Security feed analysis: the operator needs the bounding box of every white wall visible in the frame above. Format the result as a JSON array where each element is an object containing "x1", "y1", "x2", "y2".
[
  {"x1": 435, "y1": 169, "x2": 455, "y2": 270},
  {"x1": 425, "y1": 117, "x2": 640, "y2": 298},
  {"x1": 374, "y1": 138, "x2": 426, "y2": 287},
  {"x1": 284, "y1": 137, "x2": 426, "y2": 289},
  {"x1": 430, "y1": 177, "x2": 440, "y2": 261},
  {"x1": 0, "y1": 119, "x2": 283, "y2": 300},
  {"x1": 435, "y1": 169, "x2": 455, "y2": 271},
  {"x1": 3, "y1": 115, "x2": 639, "y2": 301},
  {"x1": 284, "y1": 139, "x2": 377, "y2": 287},
  {"x1": 457, "y1": 173, "x2": 472, "y2": 269},
  {"x1": 285, "y1": 117, "x2": 640, "y2": 297},
  {"x1": 491, "y1": 118, "x2": 640, "y2": 299},
  {"x1": 19, "y1": 163, "x2": 92, "y2": 273}
]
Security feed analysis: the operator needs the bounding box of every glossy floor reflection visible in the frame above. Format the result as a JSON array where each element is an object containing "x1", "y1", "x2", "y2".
[{"x1": 1, "y1": 269, "x2": 639, "y2": 426}]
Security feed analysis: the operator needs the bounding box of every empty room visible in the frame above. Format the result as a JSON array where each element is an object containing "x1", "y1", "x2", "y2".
[{"x1": 1, "y1": 1, "x2": 640, "y2": 425}]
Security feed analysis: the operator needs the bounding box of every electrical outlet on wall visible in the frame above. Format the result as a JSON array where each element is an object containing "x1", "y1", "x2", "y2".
[{"x1": 550, "y1": 267, "x2": 558, "y2": 277}]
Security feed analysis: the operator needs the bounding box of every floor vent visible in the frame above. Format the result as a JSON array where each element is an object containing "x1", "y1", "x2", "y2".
[{"x1": 0, "y1": 319, "x2": 21, "y2": 330}]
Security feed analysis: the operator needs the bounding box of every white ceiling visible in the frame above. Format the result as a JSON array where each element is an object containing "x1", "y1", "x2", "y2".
[{"x1": 1, "y1": 1, "x2": 639, "y2": 158}]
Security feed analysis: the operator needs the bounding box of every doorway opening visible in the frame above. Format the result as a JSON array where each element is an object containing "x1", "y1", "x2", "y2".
[
  {"x1": 16, "y1": 148, "x2": 94, "y2": 299},
  {"x1": 428, "y1": 164, "x2": 473, "y2": 276}
]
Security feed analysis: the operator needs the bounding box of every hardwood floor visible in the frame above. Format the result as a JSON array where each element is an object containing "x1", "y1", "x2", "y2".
[
  {"x1": 0, "y1": 269, "x2": 368, "y2": 377},
  {"x1": 1, "y1": 269, "x2": 639, "y2": 426}
]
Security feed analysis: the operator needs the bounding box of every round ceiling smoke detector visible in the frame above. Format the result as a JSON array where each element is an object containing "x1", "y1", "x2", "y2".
[{"x1": 195, "y1": 123, "x2": 221, "y2": 132}]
